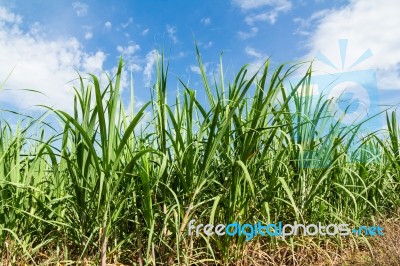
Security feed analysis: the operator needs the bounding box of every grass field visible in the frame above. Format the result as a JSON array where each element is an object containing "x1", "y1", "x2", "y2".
[{"x1": 0, "y1": 51, "x2": 399, "y2": 265}]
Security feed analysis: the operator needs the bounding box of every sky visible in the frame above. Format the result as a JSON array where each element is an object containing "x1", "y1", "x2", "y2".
[{"x1": 0, "y1": 0, "x2": 399, "y2": 123}]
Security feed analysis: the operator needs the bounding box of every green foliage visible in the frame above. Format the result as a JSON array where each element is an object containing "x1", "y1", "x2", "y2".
[{"x1": 0, "y1": 51, "x2": 399, "y2": 265}]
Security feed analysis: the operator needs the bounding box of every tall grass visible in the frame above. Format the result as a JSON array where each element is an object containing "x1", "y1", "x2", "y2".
[{"x1": 0, "y1": 50, "x2": 399, "y2": 265}]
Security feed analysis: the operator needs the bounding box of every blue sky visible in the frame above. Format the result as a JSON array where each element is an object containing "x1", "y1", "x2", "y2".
[{"x1": 0, "y1": 0, "x2": 399, "y2": 123}]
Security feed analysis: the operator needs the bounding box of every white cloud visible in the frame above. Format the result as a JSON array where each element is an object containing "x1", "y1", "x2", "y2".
[
  {"x1": 204, "y1": 41, "x2": 213, "y2": 49},
  {"x1": 166, "y1": 25, "x2": 178, "y2": 44},
  {"x1": 29, "y1": 22, "x2": 42, "y2": 35},
  {"x1": 237, "y1": 27, "x2": 258, "y2": 39},
  {"x1": 143, "y1": 50, "x2": 158, "y2": 87},
  {"x1": 190, "y1": 65, "x2": 202, "y2": 75},
  {"x1": 232, "y1": 0, "x2": 292, "y2": 25},
  {"x1": 83, "y1": 51, "x2": 106, "y2": 74},
  {"x1": 169, "y1": 51, "x2": 186, "y2": 60},
  {"x1": 142, "y1": 28, "x2": 149, "y2": 36},
  {"x1": 201, "y1": 17, "x2": 211, "y2": 26},
  {"x1": 72, "y1": 2, "x2": 88, "y2": 17},
  {"x1": 190, "y1": 63, "x2": 212, "y2": 76},
  {"x1": 82, "y1": 25, "x2": 92, "y2": 40},
  {"x1": 121, "y1": 17, "x2": 133, "y2": 28},
  {"x1": 117, "y1": 42, "x2": 141, "y2": 72},
  {"x1": 0, "y1": 7, "x2": 22, "y2": 24},
  {"x1": 84, "y1": 31, "x2": 93, "y2": 40},
  {"x1": 117, "y1": 43, "x2": 140, "y2": 55},
  {"x1": 301, "y1": 0, "x2": 400, "y2": 91},
  {"x1": 232, "y1": 0, "x2": 291, "y2": 10},
  {"x1": 293, "y1": 10, "x2": 329, "y2": 36},
  {"x1": 245, "y1": 46, "x2": 267, "y2": 75},
  {"x1": 245, "y1": 11, "x2": 278, "y2": 25},
  {"x1": 104, "y1": 21, "x2": 112, "y2": 30},
  {"x1": 245, "y1": 46, "x2": 264, "y2": 58},
  {"x1": 198, "y1": 41, "x2": 213, "y2": 49},
  {"x1": 0, "y1": 7, "x2": 106, "y2": 112}
]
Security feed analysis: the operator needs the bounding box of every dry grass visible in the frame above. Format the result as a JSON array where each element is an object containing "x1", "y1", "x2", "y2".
[
  {"x1": 229, "y1": 219, "x2": 400, "y2": 266},
  {"x1": 343, "y1": 219, "x2": 400, "y2": 266},
  {"x1": 3, "y1": 219, "x2": 399, "y2": 265}
]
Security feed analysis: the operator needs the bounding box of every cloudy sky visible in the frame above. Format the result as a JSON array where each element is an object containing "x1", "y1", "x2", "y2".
[{"x1": 0, "y1": 0, "x2": 399, "y2": 115}]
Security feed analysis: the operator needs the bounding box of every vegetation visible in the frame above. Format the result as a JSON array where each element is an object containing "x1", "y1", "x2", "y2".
[{"x1": 0, "y1": 50, "x2": 399, "y2": 265}]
